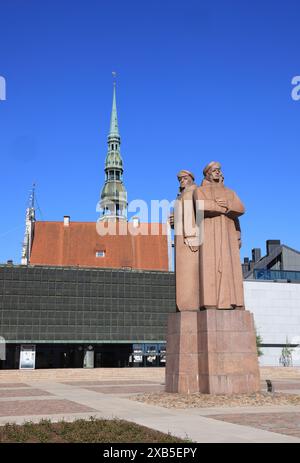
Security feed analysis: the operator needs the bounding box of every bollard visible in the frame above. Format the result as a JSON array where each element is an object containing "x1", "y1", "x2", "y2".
[{"x1": 266, "y1": 379, "x2": 274, "y2": 393}]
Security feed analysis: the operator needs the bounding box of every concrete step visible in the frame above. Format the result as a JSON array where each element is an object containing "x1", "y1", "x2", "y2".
[
  {"x1": 1, "y1": 367, "x2": 299, "y2": 383},
  {"x1": 0, "y1": 368, "x2": 166, "y2": 382}
]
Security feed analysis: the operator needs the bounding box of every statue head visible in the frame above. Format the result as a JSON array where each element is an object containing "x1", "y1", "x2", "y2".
[
  {"x1": 177, "y1": 170, "x2": 195, "y2": 191},
  {"x1": 203, "y1": 161, "x2": 222, "y2": 183}
]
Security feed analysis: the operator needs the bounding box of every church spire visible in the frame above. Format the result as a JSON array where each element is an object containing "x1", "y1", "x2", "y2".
[
  {"x1": 98, "y1": 76, "x2": 127, "y2": 221},
  {"x1": 21, "y1": 183, "x2": 36, "y2": 265},
  {"x1": 109, "y1": 81, "x2": 119, "y2": 138}
]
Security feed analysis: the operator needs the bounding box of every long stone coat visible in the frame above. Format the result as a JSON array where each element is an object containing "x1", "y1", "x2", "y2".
[
  {"x1": 193, "y1": 179, "x2": 245, "y2": 309},
  {"x1": 174, "y1": 184, "x2": 200, "y2": 311}
]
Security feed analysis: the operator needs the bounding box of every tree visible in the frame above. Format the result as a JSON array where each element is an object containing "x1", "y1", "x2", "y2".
[
  {"x1": 256, "y1": 332, "x2": 264, "y2": 357},
  {"x1": 279, "y1": 337, "x2": 294, "y2": 367}
]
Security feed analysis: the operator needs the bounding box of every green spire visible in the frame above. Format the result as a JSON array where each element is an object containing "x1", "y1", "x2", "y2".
[
  {"x1": 99, "y1": 78, "x2": 127, "y2": 222},
  {"x1": 109, "y1": 82, "x2": 119, "y2": 138}
]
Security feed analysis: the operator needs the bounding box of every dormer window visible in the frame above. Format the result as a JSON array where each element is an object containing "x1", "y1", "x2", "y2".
[{"x1": 96, "y1": 250, "x2": 105, "y2": 258}]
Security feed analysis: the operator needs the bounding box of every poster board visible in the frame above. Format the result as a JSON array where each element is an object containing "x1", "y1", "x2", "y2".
[{"x1": 19, "y1": 345, "x2": 36, "y2": 369}]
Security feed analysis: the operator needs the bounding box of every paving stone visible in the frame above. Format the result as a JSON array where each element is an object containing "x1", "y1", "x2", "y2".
[
  {"x1": 0, "y1": 389, "x2": 52, "y2": 398},
  {"x1": 210, "y1": 412, "x2": 300, "y2": 438},
  {"x1": 0, "y1": 399, "x2": 96, "y2": 417},
  {"x1": 0, "y1": 383, "x2": 30, "y2": 388},
  {"x1": 61, "y1": 380, "x2": 161, "y2": 386},
  {"x1": 84, "y1": 385, "x2": 164, "y2": 394}
]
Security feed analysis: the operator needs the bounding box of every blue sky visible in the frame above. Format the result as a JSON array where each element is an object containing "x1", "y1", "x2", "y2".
[{"x1": 0, "y1": 0, "x2": 299, "y2": 263}]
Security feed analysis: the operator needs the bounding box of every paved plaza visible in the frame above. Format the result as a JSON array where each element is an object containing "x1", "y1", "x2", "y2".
[{"x1": 0, "y1": 367, "x2": 299, "y2": 443}]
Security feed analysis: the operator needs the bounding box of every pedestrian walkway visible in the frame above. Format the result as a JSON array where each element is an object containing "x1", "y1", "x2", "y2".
[{"x1": 0, "y1": 368, "x2": 299, "y2": 443}]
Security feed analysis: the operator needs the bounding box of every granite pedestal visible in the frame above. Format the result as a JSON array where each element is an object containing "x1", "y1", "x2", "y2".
[{"x1": 165, "y1": 309, "x2": 260, "y2": 394}]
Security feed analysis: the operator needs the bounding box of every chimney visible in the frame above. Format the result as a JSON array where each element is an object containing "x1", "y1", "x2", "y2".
[
  {"x1": 242, "y1": 263, "x2": 249, "y2": 278},
  {"x1": 132, "y1": 216, "x2": 140, "y2": 228},
  {"x1": 266, "y1": 240, "x2": 280, "y2": 255},
  {"x1": 64, "y1": 216, "x2": 70, "y2": 227},
  {"x1": 252, "y1": 248, "x2": 261, "y2": 263},
  {"x1": 249, "y1": 261, "x2": 255, "y2": 270}
]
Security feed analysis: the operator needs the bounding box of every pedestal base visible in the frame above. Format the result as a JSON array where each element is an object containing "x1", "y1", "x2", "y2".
[{"x1": 165, "y1": 309, "x2": 260, "y2": 394}]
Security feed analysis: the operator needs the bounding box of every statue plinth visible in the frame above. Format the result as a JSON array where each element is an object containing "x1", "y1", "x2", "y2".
[{"x1": 165, "y1": 309, "x2": 260, "y2": 394}]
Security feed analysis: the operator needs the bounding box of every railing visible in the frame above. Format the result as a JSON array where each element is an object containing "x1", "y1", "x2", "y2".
[{"x1": 253, "y1": 269, "x2": 300, "y2": 282}]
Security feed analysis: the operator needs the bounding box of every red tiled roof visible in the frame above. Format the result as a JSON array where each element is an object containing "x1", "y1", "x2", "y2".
[{"x1": 30, "y1": 221, "x2": 169, "y2": 271}]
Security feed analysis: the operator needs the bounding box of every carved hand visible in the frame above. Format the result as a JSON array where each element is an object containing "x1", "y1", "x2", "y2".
[{"x1": 216, "y1": 198, "x2": 228, "y2": 210}]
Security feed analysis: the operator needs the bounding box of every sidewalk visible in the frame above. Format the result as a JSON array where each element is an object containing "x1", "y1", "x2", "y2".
[{"x1": 0, "y1": 368, "x2": 300, "y2": 443}]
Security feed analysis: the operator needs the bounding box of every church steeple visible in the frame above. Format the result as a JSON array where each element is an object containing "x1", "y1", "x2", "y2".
[
  {"x1": 99, "y1": 77, "x2": 127, "y2": 221},
  {"x1": 109, "y1": 82, "x2": 119, "y2": 137},
  {"x1": 21, "y1": 184, "x2": 36, "y2": 265}
]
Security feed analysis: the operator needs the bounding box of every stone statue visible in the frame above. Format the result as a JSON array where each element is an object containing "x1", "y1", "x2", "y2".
[
  {"x1": 170, "y1": 170, "x2": 199, "y2": 311},
  {"x1": 220, "y1": 171, "x2": 242, "y2": 249},
  {"x1": 166, "y1": 162, "x2": 260, "y2": 394},
  {"x1": 193, "y1": 161, "x2": 245, "y2": 309}
]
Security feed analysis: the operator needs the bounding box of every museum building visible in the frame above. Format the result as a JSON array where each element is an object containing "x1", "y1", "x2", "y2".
[{"x1": 0, "y1": 264, "x2": 174, "y2": 369}]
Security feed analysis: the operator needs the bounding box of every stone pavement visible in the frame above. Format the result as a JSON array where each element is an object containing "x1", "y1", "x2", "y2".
[{"x1": 0, "y1": 367, "x2": 300, "y2": 443}]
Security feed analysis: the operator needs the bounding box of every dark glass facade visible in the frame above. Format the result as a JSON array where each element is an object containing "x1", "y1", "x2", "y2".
[
  {"x1": 0, "y1": 265, "x2": 175, "y2": 368},
  {"x1": 0, "y1": 265, "x2": 176, "y2": 343},
  {"x1": 253, "y1": 269, "x2": 300, "y2": 282}
]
